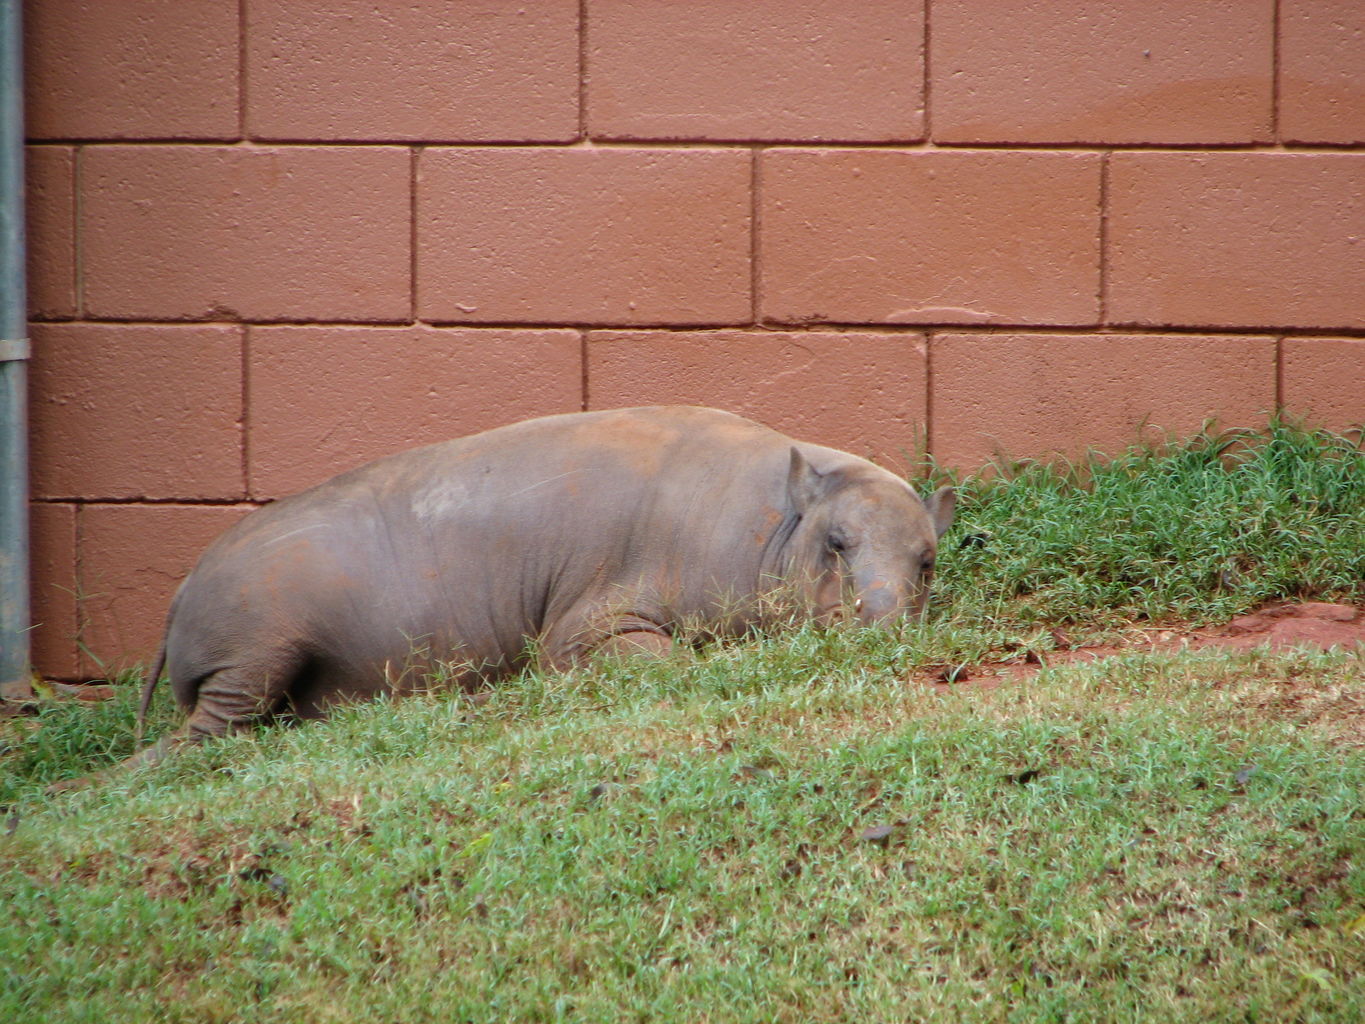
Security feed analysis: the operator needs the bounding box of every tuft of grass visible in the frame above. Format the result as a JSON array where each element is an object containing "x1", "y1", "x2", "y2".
[
  {"x1": 0, "y1": 671, "x2": 181, "y2": 804},
  {"x1": 935, "y1": 420, "x2": 1364, "y2": 633}
]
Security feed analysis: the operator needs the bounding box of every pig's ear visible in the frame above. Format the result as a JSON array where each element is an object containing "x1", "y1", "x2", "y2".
[
  {"x1": 924, "y1": 485, "x2": 955, "y2": 539},
  {"x1": 786, "y1": 447, "x2": 826, "y2": 516}
]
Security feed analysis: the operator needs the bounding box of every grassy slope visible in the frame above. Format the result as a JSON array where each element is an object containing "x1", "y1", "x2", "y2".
[
  {"x1": 940, "y1": 421, "x2": 1364, "y2": 629},
  {"x1": 2, "y1": 424, "x2": 1362, "y2": 1022}
]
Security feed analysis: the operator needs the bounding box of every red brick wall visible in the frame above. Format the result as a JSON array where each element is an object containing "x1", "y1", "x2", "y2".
[{"x1": 22, "y1": 0, "x2": 1365, "y2": 678}]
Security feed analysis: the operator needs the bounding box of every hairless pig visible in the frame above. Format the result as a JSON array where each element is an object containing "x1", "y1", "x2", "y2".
[{"x1": 131, "y1": 406, "x2": 953, "y2": 765}]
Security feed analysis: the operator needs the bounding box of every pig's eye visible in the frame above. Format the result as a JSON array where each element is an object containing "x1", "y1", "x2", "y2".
[
  {"x1": 827, "y1": 531, "x2": 848, "y2": 554},
  {"x1": 921, "y1": 557, "x2": 935, "y2": 574}
]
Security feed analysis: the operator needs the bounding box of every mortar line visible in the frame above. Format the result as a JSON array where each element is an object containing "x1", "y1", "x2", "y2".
[
  {"x1": 240, "y1": 324, "x2": 250, "y2": 499},
  {"x1": 1271, "y1": 0, "x2": 1281, "y2": 144},
  {"x1": 1274, "y1": 335, "x2": 1285, "y2": 413},
  {"x1": 750, "y1": 147, "x2": 762, "y2": 325},
  {"x1": 1098, "y1": 151, "x2": 1110, "y2": 325},
  {"x1": 48, "y1": 315, "x2": 1365, "y2": 339},
  {"x1": 36, "y1": 496, "x2": 268, "y2": 508},
  {"x1": 922, "y1": 0, "x2": 933, "y2": 141},
  {"x1": 72, "y1": 145, "x2": 83, "y2": 316},
  {"x1": 578, "y1": 0, "x2": 588, "y2": 140},
  {"x1": 409, "y1": 147, "x2": 420, "y2": 323},
  {"x1": 72, "y1": 502, "x2": 85, "y2": 677},
  {"x1": 47, "y1": 137, "x2": 1364, "y2": 154},
  {"x1": 580, "y1": 329, "x2": 589, "y2": 411},
  {"x1": 237, "y1": 0, "x2": 247, "y2": 140},
  {"x1": 924, "y1": 330, "x2": 935, "y2": 472}
]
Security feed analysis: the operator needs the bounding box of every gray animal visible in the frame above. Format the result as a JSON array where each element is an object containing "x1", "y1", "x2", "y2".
[{"x1": 134, "y1": 406, "x2": 953, "y2": 762}]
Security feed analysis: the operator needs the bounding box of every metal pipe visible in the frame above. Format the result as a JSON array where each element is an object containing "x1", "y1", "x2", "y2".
[{"x1": 0, "y1": 0, "x2": 30, "y2": 696}]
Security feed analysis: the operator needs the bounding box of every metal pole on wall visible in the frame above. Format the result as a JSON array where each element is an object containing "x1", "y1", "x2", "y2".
[{"x1": 0, "y1": 0, "x2": 31, "y2": 697}]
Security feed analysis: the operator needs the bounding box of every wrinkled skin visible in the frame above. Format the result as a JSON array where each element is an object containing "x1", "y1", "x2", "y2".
[{"x1": 133, "y1": 407, "x2": 953, "y2": 763}]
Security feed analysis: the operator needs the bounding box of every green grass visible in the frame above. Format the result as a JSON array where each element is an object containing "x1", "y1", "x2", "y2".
[
  {"x1": 2, "y1": 422, "x2": 1362, "y2": 1022},
  {"x1": 936, "y1": 419, "x2": 1364, "y2": 630},
  {"x1": 4, "y1": 644, "x2": 1363, "y2": 1022}
]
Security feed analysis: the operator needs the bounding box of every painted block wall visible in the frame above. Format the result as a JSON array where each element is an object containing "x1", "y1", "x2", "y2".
[{"x1": 21, "y1": 0, "x2": 1365, "y2": 679}]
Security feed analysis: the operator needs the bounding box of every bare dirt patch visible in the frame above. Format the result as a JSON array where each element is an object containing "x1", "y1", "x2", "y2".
[
  {"x1": 926, "y1": 602, "x2": 1365, "y2": 691},
  {"x1": 1212, "y1": 602, "x2": 1365, "y2": 652},
  {"x1": 915, "y1": 602, "x2": 1364, "y2": 749}
]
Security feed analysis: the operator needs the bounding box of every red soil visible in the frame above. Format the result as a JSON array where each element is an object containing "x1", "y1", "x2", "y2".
[{"x1": 927, "y1": 602, "x2": 1364, "y2": 690}]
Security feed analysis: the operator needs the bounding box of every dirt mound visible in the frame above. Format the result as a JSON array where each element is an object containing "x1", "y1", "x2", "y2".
[{"x1": 1213, "y1": 602, "x2": 1365, "y2": 652}]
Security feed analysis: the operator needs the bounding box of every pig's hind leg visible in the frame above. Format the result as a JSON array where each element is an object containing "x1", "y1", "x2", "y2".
[
  {"x1": 181, "y1": 647, "x2": 310, "y2": 740},
  {"x1": 119, "y1": 647, "x2": 308, "y2": 771},
  {"x1": 52, "y1": 654, "x2": 303, "y2": 794}
]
